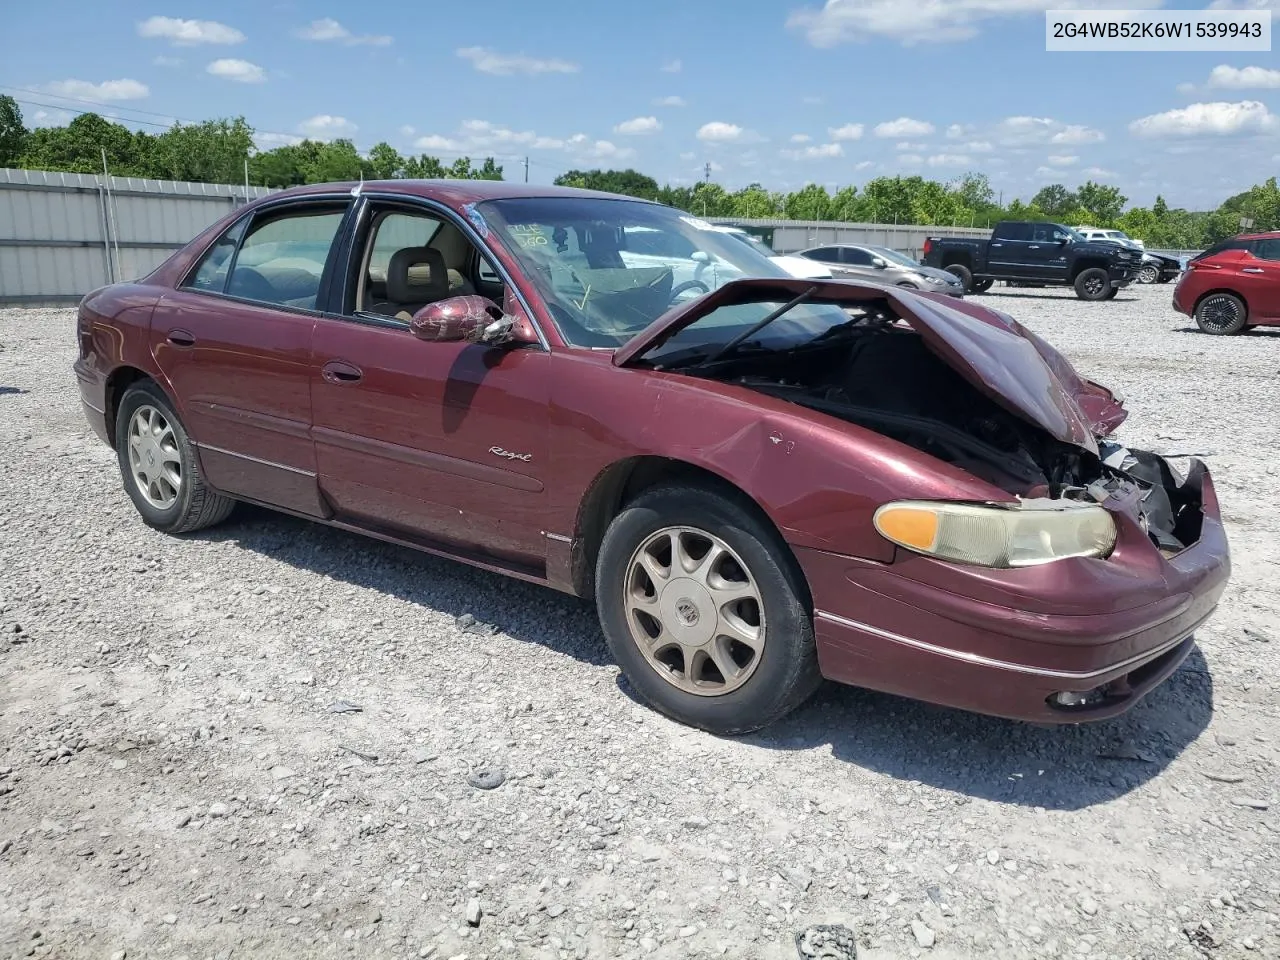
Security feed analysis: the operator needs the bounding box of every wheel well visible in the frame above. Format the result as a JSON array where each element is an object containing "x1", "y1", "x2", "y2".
[
  {"x1": 1068, "y1": 259, "x2": 1109, "y2": 281},
  {"x1": 570, "y1": 456, "x2": 809, "y2": 609},
  {"x1": 1194, "y1": 288, "x2": 1248, "y2": 318},
  {"x1": 104, "y1": 367, "x2": 154, "y2": 440}
]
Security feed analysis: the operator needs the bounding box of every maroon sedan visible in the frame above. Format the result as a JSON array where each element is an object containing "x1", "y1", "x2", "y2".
[
  {"x1": 1173, "y1": 232, "x2": 1280, "y2": 334},
  {"x1": 74, "y1": 181, "x2": 1231, "y2": 735}
]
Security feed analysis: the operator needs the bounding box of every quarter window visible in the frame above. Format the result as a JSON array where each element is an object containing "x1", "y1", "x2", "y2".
[
  {"x1": 225, "y1": 208, "x2": 346, "y2": 309},
  {"x1": 805, "y1": 247, "x2": 841, "y2": 263},
  {"x1": 185, "y1": 217, "x2": 247, "y2": 293}
]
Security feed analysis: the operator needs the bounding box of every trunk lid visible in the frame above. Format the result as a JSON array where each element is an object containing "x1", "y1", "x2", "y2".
[{"x1": 612, "y1": 278, "x2": 1126, "y2": 454}]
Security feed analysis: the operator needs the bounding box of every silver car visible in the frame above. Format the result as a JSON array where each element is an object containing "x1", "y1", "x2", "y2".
[{"x1": 797, "y1": 243, "x2": 965, "y2": 297}]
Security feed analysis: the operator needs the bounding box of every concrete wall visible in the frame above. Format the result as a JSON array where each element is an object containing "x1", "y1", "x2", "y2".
[{"x1": 0, "y1": 168, "x2": 275, "y2": 305}]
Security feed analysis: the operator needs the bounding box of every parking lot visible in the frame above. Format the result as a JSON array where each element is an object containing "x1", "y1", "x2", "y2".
[{"x1": 0, "y1": 283, "x2": 1277, "y2": 960}]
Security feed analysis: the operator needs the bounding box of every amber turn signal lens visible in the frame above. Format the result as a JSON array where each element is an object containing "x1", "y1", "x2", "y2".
[{"x1": 873, "y1": 506, "x2": 939, "y2": 552}]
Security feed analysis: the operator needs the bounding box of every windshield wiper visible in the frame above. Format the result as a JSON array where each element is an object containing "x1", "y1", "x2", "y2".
[
  {"x1": 655, "y1": 339, "x2": 769, "y2": 371},
  {"x1": 690, "y1": 286, "x2": 820, "y2": 370}
]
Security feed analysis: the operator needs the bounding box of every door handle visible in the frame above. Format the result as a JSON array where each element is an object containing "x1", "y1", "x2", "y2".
[
  {"x1": 166, "y1": 329, "x2": 196, "y2": 347},
  {"x1": 1242, "y1": 267, "x2": 1264, "y2": 274},
  {"x1": 1028, "y1": 245, "x2": 1040, "y2": 250},
  {"x1": 322, "y1": 360, "x2": 363, "y2": 384},
  {"x1": 990, "y1": 243, "x2": 1003, "y2": 247}
]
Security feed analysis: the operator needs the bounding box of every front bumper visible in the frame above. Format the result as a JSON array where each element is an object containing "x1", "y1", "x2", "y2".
[{"x1": 797, "y1": 460, "x2": 1230, "y2": 723}]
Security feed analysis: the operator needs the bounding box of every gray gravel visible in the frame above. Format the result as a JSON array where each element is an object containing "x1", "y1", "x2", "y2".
[{"x1": 1, "y1": 283, "x2": 1278, "y2": 960}]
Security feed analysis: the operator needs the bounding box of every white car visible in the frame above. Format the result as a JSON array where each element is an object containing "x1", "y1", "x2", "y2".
[
  {"x1": 1075, "y1": 226, "x2": 1145, "y2": 250},
  {"x1": 710, "y1": 225, "x2": 834, "y2": 280}
]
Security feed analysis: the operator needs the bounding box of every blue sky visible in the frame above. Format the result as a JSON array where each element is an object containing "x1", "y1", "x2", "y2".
[{"x1": 2, "y1": 1, "x2": 1278, "y2": 209}]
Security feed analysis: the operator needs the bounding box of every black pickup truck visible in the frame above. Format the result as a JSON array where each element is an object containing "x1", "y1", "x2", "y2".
[{"x1": 921, "y1": 221, "x2": 1140, "y2": 300}]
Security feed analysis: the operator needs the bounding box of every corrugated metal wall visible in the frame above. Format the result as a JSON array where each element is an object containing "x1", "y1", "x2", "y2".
[
  {"x1": 711, "y1": 218, "x2": 993, "y2": 259},
  {"x1": 0, "y1": 168, "x2": 276, "y2": 305}
]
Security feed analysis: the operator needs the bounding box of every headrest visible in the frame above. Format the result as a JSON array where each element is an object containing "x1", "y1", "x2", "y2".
[{"x1": 387, "y1": 246, "x2": 449, "y2": 304}]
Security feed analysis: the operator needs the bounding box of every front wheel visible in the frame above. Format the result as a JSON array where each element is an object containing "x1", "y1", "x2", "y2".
[
  {"x1": 1074, "y1": 267, "x2": 1112, "y2": 301},
  {"x1": 1195, "y1": 292, "x2": 1247, "y2": 335},
  {"x1": 1137, "y1": 264, "x2": 1159, "y2": 284},
  {"x1": 595, "y1": 484, "x2": 821, "y2": 735},
  {"x1": 1102, "y1": 285, "x2": 1120, "y2": 300},
  {"x1": 115, "y1": 381, "x2": 235, "y2": 534},
  {"x1": 944, "y1": 263, "x2": 973, "y2": 291}
]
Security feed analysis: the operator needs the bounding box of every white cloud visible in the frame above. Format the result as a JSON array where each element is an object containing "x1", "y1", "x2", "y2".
[
  {"x1": 299, "y1": 115, "x2": 358, "y2": 140},
  {"x1": 415, "y1": 134, "x2": 462, "y2": 151},
  {"x1": 926, "y1": 153, "x2": 969, "y2": 166},
  {"x1": 567, "y1": 135, "x2": 634, "y2": 161},
  {"x1": 787, "y1": 0, "x2": 1161, "y2": 47},
  {"x1": 945, "y1": 123, "x2": 973, "y2": 139},
  {"x1": 207, "y1": 59, "x2": 265, "y2": 83},
  {"x1": 456, "y1": 47, "x2": 579, "y2": 76},
  {"x1": 894, "y1": 141, "x2": 926, "y2": 151},
  {"x1": 874, "y1": 116, "x2": 934, "y2": 138},
  {"x1": 614, "y1": 116, "x2": 661, "y2": 135},
  {"x1": 790, "y1": 133, "x2": 812, "y2": 143},
  {"x1": 1129, "y1": 100, "x2": 1278, "y2": 137},
  {"x1": 294, "y1": 18, "x2": 392, "y2": 46},
  {"x1": 399, "y1": 125, "x2": 415, "y2": 137},
  {"x1": 1206, "y1": 65, "x2": 1280, "y2": 89},
  {"x1": 1177, "y1": 82, "x2": 1197, "y2": 95},
  {"x1": 697, "y1": 121, "x2": 744, "y2": 142},
  {"x1": 1050, "y1": 124, "x2": 1105, "y2": 144},
  {"x1": 255, "y1": 132, "x2": 303, "y2": 149},
  {"x1": 661, "y1": 59, "x2": 682, "y2": 73},
  {"x1": 412, "y1": 120, "x2": 633, "y2": 160},
  {"x1": 655, "y1": 95, "x2": 686, "y2": 107},
  {"x1": 45, "y1": 78, "x2": 149, "y2": 101},
  {"x1": 152, "y1": 56, "x2": 182, "y2": 67},
  {"x1": 137, "y1": 16, "x2": 244, "y2": 45},
  {"x1": 828, "y1": 122, "x2": 864, "y2": 141},
  {"x1": 898, "y1": 153, "x2": 923, "y2": 165},
  {"x1": 1082, "y1": 166, "x2": 1118, "y2": 178},
  {"x1": 1046, "y1": 154, "x2": 1079, "y2": 166},
  {"x1": 31, "y1": 109, "x2": 74, "y2": 127},
  {"x1": 782, "y1": 142, "x2": 844, "y2": 160},
  {"x1": 965, "y1": 140, "x2": 994, "y2": 152},
  {"x1": 854, "y1": 160, "x2": 874, "y2": 170}
]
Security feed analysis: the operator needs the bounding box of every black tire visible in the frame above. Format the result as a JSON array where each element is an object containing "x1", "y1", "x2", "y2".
[
  {"x1": 1137, "y1": 264, "x2": 1159, "y2": 284},
  {"x1": 1073, "y1": 267, "x2": 1112, "y2": 301},
  {"x1": 1102, "y1": 286, "x2": 1120, "y2": 300},
  {"x1": 595, "y1": 484, "x2": 821, "y2": 736},
  {"x1": 1195, "y1": 292, "x2": 1248, "y2": 335},
  {"x1": 944, "y1": 263, "x2": 973, "y2": 292},
  {"x1": 971, "y1": 278, "x2": 994, "y2": 294},
  {"x1": 115, "y1": 380, "x2": 235, "y2": 534}
]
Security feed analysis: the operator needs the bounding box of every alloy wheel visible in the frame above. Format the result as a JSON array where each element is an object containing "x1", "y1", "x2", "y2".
[
  {"x1": 623, "y1": 526, "x2": 765, "y2": 697},
  {"x1": 1138, "y1": 264, "x2": 1159, "y2": 284},
  {"x1": 127, "y1": 404, "x2": 182, "y2": 509},
  {"x1": 1084, "y1": 275, "x2": 1105, "y2": 297},
  {"x1": 1200, "y1": 295, "x2": 1242, "y2": 332}
]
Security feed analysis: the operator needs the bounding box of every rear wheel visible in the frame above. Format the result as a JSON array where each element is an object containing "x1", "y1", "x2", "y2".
[
  {"x1": 595, "y1": 484, "x2": 821, "y2": 735},
  {"x1": 115, "y1": 381, "x2": 235, "y2": 534},
  {"x1": 1195, "y1": 292, "x2": 1247, "y2": 335},
  {"x1": 1073, "y1": 267, "x2": 1112, "y2": 301},
  {"x1": 944, "y1": 263, "x2": 973, "y2": 291},
  {"x1": 971, "y1": 278, "x2": 993, "y2": 294}
]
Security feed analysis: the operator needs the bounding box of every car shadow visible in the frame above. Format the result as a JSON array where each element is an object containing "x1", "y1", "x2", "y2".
[
  {"x1": 203, "y1": 505, "x2": 1212, "y2": 812},
  {"x1": 1172, "y1": 325, "x2": 1280, "y2": 338},
  {"x1": 975, "y1": 291, "x2": 1138, "y2": 303}
]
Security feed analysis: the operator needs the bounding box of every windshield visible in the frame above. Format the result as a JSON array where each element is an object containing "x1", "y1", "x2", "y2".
[
  {"x1": 728, "y1": 231, "x2": 781, "y2": 258},
  {"x1": 867, "y1": 245, "x2": 923, "y2": 269},
  {"x1": 477, "y1": 197, "x2": 791, "y2": 347}
]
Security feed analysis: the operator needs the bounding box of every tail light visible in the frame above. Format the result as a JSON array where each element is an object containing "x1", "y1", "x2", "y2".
[{"x1": 923, "y1": 238, "x2": 934, "y2": 257}]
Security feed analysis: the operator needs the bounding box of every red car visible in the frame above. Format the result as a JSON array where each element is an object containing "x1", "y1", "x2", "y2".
[
  {"x1": 74, "y1": 181, "x2": 1231, "y2": 735},
  {"x1": 1174, "y1": 232, "x2": 1280, "y2": 334}
]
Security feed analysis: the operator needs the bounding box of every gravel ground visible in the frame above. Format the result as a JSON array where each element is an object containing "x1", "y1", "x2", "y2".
[{"x1": 1, "y1": 283, "x2": 1277, "y2": 960}]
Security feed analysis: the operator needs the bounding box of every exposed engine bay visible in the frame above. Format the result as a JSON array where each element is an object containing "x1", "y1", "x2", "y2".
[{"x1": 688, "y1": 307, "x2": 1204, "y2": 553}]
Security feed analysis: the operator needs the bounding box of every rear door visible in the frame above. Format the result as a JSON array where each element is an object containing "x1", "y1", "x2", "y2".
[
  {"x1": 1238, "y1": 238, "x2": 1280, "y2": 322},
  {"x1": 986, "y1": 222, "x2": 1031, "y2": 276},
  {"x1": 151, "y1": 197, "x2": 350, "y2": 516}
]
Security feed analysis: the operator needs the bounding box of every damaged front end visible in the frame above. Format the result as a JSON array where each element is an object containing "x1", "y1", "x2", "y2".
[{"x1": 615, "y1": 278, "x2": 1207, "y2": 559}]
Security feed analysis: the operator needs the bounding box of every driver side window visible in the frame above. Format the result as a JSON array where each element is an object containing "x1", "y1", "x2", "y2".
[{"x1": 351, "y1": 208, "x2": 484, "y2": 320}]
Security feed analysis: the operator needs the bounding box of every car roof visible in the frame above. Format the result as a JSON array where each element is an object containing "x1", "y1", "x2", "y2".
[
  {"x1": 260, "y1": 179, "x2": 657, "y2": 207},
  {"x1": 1238, "y1": 230, "x2": 1280, "y2": 240}
]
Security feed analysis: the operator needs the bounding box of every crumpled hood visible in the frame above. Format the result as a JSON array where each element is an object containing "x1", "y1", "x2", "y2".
[{"x1": 612, "y1": 278, "x2": 1127, "y2": 454}]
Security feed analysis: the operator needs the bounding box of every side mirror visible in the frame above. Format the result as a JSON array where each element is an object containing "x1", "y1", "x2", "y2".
[
  {"x1": 690, "y1": 251, "x2": 711, "y2": 264},
  {"x1": 410, "y1": 296, "x2": 516, "y2": 345},
  {"x1": 871, "y1": 257, "x2": 888, "y2": 269}
]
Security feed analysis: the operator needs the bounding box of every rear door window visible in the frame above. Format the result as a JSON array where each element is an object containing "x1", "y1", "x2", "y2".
[
  {"x1": 1252, "y1": 238, "x2": 1280, "y2": 261},
  {"x1": 1192, "y1": 238, "x2": 1251, "y2": 261},
  {"x1": 994, "y1": 223, "x2": 1031, "y2": 242},
  {"x1": 804, "y1": 247, "x2": 842, "y2": 263}
]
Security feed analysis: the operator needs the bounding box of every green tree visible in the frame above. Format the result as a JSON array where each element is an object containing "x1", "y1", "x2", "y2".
[
  {"x1": 952, "y1": 172, "x2": 994, "y2": 210},
  {"x1": 729, "y1": 183, "x2": 780, "y2": 218},
  {"x1": 1152, "y1": 195, "x2": 1169, "y2": 219},
  {"x1": 1076, "y1": 181, "x2": 1127, "y2": 225},
  {"x1": 403, "y1": 154, "x2": 448, "y2": 179},
  {"x1": 859, "y1": 177, "x2": 915, "y2": 223},
  {"x1": 151, "y1": 118, "x2": 253, "y2": 184},
  {"x1": 20, "y1": 113, "x2": 144, "y2": 175},
  {"x1": 475, "y1": 157, "x2": 504, "y2": 181},
  {"x1": 654, "y1": 183, "x2": 695, "y2": 210},
  {"x1": 553, "y1": 168, "x2": 660, "y2": 199},
  {"x1": 784, "y1": 183, "x2": 832, "y2": 221},
  {"x1": 829, "y1": 185, "x2": 859, "y2": 221},
  {"x1": 689, "y1": 181, "x2": 733, "y2": 217},
  {"x1": 0, "y1": 95, "x2": 28, "y2": 168},
  {"x1": 302, "y1": 139, "x2": 366, "y2": 182},
  {"x1": 1029, "y1": 184, "x2": 1078, "y2": 220},
  {"x1": 366, "y1": 141, "x2": 404, "y2": 179}
]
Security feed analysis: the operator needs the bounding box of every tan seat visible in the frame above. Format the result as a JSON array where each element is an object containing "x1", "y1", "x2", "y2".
[{"x1": 368, "y1": 247, "x2": 451, "y2": 321}]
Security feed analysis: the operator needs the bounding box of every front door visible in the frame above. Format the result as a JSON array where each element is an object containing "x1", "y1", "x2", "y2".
[
  {"x1": 1238, "y1": 238, "x2": 1280, "y2": 322},
  {"x1": 310, "y1": 200, "x2": 550, "y2": 570},
  {"x1": 1019, "y1": 223, "x2": 1072, "y2": 282},
  {"x1": 151, "y1": 199, "x2": 350, "y2": 516}
]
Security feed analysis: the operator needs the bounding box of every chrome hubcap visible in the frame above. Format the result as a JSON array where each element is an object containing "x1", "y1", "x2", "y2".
[
  {"x1": 623, "y1": 526, "x2": 765, "y2": 697},
  {"x1": 127, "y1": 405, "x2": 182, "y2": 509},
  {"x1": 1140, "y1": 265, "x2": 1158, "y2": 283},
  {"x1": 1201, "y1": 296, "x2": 1240, "y2": 331}
]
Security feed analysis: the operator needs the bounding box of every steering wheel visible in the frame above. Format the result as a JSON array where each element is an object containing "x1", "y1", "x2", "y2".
[{"x1": 669, "y1": 280, "x2": 711, "y2": 305}]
